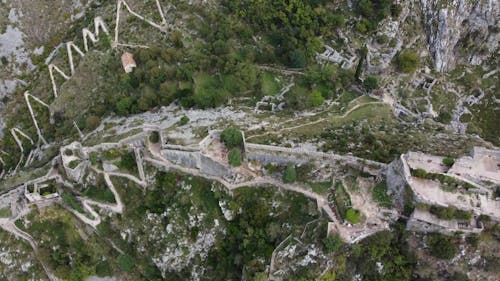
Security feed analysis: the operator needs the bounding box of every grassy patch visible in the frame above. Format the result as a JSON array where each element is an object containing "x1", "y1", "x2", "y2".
[
  {"x1": 309, "y1": 181, "x2": 332, "y2": 195},
  {"x1": 331, "y1": 181, "x2": 352, "y2": 222},
  {"x1": 372, "y1": 181, "x2": 392, "y2": 208},
  {"x1": 0, "y1": 207, "x2": 11, "y2": 218},
  {"x1": 260, "y1": 71, "x2": 281, "y2": 96},
  {"x1": 345, "y1": 208, "x2": 361, "y2": 224}
]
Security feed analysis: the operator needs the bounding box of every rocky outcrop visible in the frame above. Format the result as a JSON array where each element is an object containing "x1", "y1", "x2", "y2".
[{"x1": 420, "y1": 0, "x2": 499, "y2": 72}]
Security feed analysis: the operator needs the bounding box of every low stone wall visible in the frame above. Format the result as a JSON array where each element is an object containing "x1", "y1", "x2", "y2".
[
  {"x1": 246, "y1": 143, "x2": 326, "y2": 165},
  {"x1": 161, "y1": 149, "x2": 200, "y2": 169}
]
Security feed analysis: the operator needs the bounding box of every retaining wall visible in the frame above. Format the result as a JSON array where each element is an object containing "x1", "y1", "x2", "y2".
[{"x1": 161, "y1": 149, "x2": 200, "y2": 169}]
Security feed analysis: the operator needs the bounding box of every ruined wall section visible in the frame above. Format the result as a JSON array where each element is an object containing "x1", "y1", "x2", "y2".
[
  {"x1": 199, "y1": 154, "x2": 231, "y2": 177},
  {"x1": 386, "y1": 155, "x2": 412, "y2": 211}
]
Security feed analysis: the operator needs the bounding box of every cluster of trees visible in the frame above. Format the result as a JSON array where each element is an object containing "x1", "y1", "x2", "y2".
[
  {"x1": 221, "y1": 127, "x2": 244, "y2": 166},
  {"x1": 427, "y1": 233, "x2": 457, "y2": 259},
  {"x1": 223, "y1": 0, "x2": 346, "y2": 67},
  {"x1": 354, "y1": 0, "x2": 401, "y2": 33},
  {"x1": 345, "y1": 229, "x2": 416, "y2": 280},
  {"x1": 396, "y1": 50, "x2": 420, "y2": 73}
]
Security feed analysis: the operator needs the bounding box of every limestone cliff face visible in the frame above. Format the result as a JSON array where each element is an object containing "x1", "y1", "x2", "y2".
[{"x1": 420, "y1": 0, "x2": 499, "y2": 72}]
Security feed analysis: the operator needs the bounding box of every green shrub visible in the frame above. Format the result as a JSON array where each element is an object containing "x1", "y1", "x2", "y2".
[
  {"x1": 68, "y1": 160, "x2": 80, "y2": 169},
  {"x1": 221, "y1": 127, "x2": 243, "y2": 148},
  {"x1": 428, "y1": 233, "x2": 457, "y2": 259},
  {"x1": 363, "y1": 75, "x2": 379, "y2": 90},
  {"x1": 228, "y1": 149, "x2": 242, "y2": 167},
  {"x1": 95, "y1": 260, "x2": 112, "y2": 277},
  {"x1": 83, "y1": 185, "x2": 115, "y2": 203},
  {"x1": 179, "y1": 115, "x2": 190, "y2": 125},
  {"x1": 149, "y1": 131, "x2": 160, "y2": 143},
  {"x1": 118, "y1": 152, "x2": 137, "y2": 172},
  {"x1": 62, "y1": 192, "x2": 84, "y2": 213},
  {"x1": 465, "y1": 233, "x2": 479, "y2": 248},
  {"x1": 412, "y1": 168, "x2": 428, "y2": 178},
  {"x1": 118, "y1": 254, "x2": 135, "y2": 272},
  {"x1": 283, "y1": 165, "x2": 297, "y2": 183},
  {"x1": 323, "y1": 234, "x2": 343, "y2": 253},
  {"x1": 345, "y1": 208, "x2": 361, "y2": 224},
  {"x1": 442, "y1": 157, "x2": 455, "y2": 167},
  {"x1": 396, "y1": 50, "x2": 419, "y2": 73},
  {"x1": 430, "y1": 205, "x2": 456, "y2": 220},
  {"x1": 310, "y1": 89, "x2": 325, "y2": 107},
  {"x1": 437, "y1": 111, "x2": 453, "y2": 124},
  {"x1": 455, "y1": 209, "x2": 472, "y2": 220},
  {"x1": 289, "y1": 49, "x2": 306, "y2": 68}
]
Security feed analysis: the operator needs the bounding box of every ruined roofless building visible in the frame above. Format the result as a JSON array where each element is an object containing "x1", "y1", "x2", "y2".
[{"x1": 121, "y1": 52, "x2": 137, "y2": 73}]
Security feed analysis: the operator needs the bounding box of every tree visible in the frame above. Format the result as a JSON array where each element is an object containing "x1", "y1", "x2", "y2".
[
  {"x1": 363, "y1": 75, "x2": 379, "y2": 91},
  {"x1": 118, "y1": 254, "x2": 135, "y2": 272},
  {"x1": 221, "y1": 127, "x2": 243, "y2": 148},
  {"x1": 310, "y1": 89, "x2": 325, "y2": 107},
  {"x1": 331, "y1": 14, "x2": 345, "y2": 28},
  {"x1": 397, "y1": 50, "x2": 419, "y2": 73},
  {"x1": 283, "y1": 164, "x2": 297, "y2": 183},
  {"x1": 149, "y1": 131, "x2": 160, "y2": 143},
  {"x1": 116, "y1": 97, "x2": 134, "y2": 115},
  {"x1": 323, "y1": 234, "x2": 344, "y2": 253},
  {"x1": 289, "y1": 49, "x2": 306, "y2": 68},
  {"x1": 428, "y1": 233, "x2": 457, "y2": 259},
  {"x1": 228, "y1": 149, "x2": 242, "y2": 167}
]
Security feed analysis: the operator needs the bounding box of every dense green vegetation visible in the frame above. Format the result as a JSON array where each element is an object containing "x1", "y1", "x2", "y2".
[
  {"x1": 96, "y1": 170, "x2": 327, "y2": 280},
  {"x1": 220, "y1": 127, "x2": 243, "y2": 148},
  {"x1": 343, "y1": 228, "x2": 416, "y2": 280},
  {"x1": 396, "y1": 50, "x2": 419, "y2": 73},
  {"x1": 427, "y1": 233, "x2": 457, "y2": 259},
  {"x1": 427, "y1": 205, "x2": 472, "y2": 221},
  {"x1": 17, "y1": 207, "x2": 118, "y2": 281},
  {"x1": 354, "y1": 0, "x2": 398, "y2": 33},
  {"x1": 82, "y1": 175, "x2": 116, "y2": 203},
  {"x1": 442, "y1": 157, "x2": 455, "y2": 167},
  {"x1": 61, "y1": 191, "x2": 85, "y2": 214},
  {"x1": 149, "y1": 131, "x2": 160, "y2": 143},
  {"x1": 345, "y1": 208, "x2": 362, "y2": 224},
  {"x1": 117, "y1": 151, "x2": 137, "y2": 173},
  {"x1": 323, "y1": 234, "x2": 344, "y2": 254}
]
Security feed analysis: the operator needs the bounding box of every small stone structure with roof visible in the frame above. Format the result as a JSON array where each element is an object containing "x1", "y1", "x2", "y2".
[{"x1": 121, "y1": 52, "x2": 137, "y2": 73}]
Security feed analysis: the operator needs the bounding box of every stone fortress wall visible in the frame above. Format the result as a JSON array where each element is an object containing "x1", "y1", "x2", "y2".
[{"x1": 387, "y1": 147, "x2": 500, "y2": 234}]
